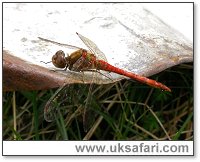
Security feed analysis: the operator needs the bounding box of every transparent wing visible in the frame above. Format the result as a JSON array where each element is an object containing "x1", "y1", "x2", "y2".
[
  {"x1": 44, "y1": 83, "x2": 89, "y2": 125},
  {"x1": 76, "y1": 32, "x2": 108, "y2": 62},
  {"x1": 38, "y1": 37, "x2": 81, "y2": 50},
  {"x1": 76, "y1": 33, "x2": 114, "y2": 81},
  {"x1": 44, "y1": 84, "x2": 72, "y2": 122},
  {"x1": 44, "y1": 82, "x2": 98, "y2": 132},
  {"x1": 82, "y1": 73, "x2": 100, "y2": 132}
]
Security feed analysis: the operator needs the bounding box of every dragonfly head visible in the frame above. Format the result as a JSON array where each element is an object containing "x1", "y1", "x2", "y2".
[{"x1": 52, "y1": 50, "x2": 68, "y2": 69}]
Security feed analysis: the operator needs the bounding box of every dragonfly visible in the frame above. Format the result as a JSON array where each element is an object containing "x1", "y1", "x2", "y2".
[{"x1": 39, "y1": 32, "x2": 171, "y2": 131}]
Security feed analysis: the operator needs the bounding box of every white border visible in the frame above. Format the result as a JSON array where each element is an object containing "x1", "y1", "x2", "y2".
[{"x1": 3, "y1": 141, "x2": 193, "y2": 156}]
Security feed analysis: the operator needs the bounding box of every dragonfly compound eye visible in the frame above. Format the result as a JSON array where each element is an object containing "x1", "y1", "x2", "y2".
[{"x1": 52, "y1": 50, "x2": 67, "y2": 68}]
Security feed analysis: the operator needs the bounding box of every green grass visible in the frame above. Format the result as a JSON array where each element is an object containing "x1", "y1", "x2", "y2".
[{"x1": 3, "y1": 63, "x2": 193, "y2": 140}]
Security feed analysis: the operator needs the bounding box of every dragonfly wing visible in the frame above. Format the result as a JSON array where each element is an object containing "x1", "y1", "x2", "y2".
[
  {"x1": 82, "y1": 69, "x2": 103, "y2": 132},
  {"x1": 44, "y1": 80, "x2": 96, "y2": 131},
  {"x1": 76, "y1": 32, "x2": 108, "y2": 62},
  {"x1": 82, "y1": 90, "x2": 95, "y2": 132},
  {"x1": 44, "y1": 84, "x2": 70, "y2": 122},
  {"x1": 38, "y1": 37, "x2": 81, "y2": 50}
]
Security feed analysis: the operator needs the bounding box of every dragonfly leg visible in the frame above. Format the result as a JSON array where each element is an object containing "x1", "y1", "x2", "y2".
[{"x1": 40, "y1": 60, "x2": 52, "y2": 64}]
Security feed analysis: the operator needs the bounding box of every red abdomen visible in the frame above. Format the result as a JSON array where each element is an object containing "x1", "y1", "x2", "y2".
[{"x1": 97, "y1": 60, "x2": 171, "y2": 92}]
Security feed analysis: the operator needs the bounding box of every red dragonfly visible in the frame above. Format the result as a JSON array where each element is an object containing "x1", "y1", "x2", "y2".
[{"x1": 39, "y1": 32, "x2": 171, "y2": 131}]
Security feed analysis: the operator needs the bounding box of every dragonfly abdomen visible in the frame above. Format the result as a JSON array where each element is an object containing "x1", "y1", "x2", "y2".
[{"x1": 97, "y1": 60, "x2": 171, "y2": 92}]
